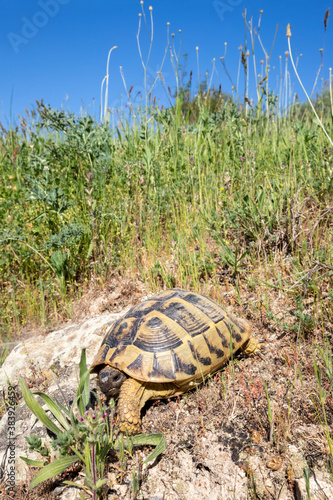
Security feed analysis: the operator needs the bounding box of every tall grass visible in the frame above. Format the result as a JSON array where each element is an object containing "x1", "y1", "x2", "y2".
[
  {"x1": 1, "y1": 93, "x2": 332, "y2": 333},
  {"x1": 0, "y1": 6, "x2": 332, "y2": 340}
]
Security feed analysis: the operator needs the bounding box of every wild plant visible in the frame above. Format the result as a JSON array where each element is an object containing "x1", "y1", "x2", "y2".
[
  {"x1": 311, "y1": 340, "x2": 333, "y2": 468},
  {"x1": 0, "y1": 345, "x2": 9, "y2": 367}
]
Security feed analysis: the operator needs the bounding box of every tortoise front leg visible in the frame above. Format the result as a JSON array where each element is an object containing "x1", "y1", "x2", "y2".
[
  {"x1": 116, "y1": 378, "x2": 146, "y2": 434},
  {"x1": 116, "y1": 378, "x2": 177, "y2": 434}
]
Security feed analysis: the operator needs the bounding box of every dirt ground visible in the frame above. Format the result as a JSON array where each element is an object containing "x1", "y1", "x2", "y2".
[{"x1": 3, "y1": 273, "x2": 333, "y2": 499}]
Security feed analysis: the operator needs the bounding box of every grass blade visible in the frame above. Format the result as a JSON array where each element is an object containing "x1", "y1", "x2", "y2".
[{"x1": 20, "y1": 457, "x2": 47, "y2": 467}]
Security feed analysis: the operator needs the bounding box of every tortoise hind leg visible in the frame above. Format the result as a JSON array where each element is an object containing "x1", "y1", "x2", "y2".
[{"x1": 117, "y1": 378, "x2": 177, "y2": 434}]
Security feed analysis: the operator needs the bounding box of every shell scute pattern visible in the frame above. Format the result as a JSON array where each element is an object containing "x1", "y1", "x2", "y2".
[
  {"x1": 181, "y1": 292, "x2": 226, "y2": 323},
  {"x1": 203, "y1": 333, "x2": 225, "y2": 358},
  {"x1": 160, "y1": 299, "x2": 212, "y2": 338},
  {"x1": 125, "y1": 299, "x2": 161, "y2": 319},
  {"x1": 187, "y1": 338, "x2": 211, "y2": 366},
  {"x1": 104, "y1": 317, "x2": 138, "y2": 348},
  {"x1": 92, "y1": 289, "x2": 252, "y2": 385},
  {"x1": 133, "y1": 311, "x2": 184, "y2": 353},
  {"x1": 171, "y1": 349, "x2": 197, "y2": 376}
]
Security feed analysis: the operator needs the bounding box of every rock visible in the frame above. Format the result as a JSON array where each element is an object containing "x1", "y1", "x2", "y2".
[
  {"x1": 52, "y1": 481, "x2": 85, "y2": 499},
  {"x1": 287, "y1": 445, "x2": 308, "y2": 479},
  {"x1": 1, "y1": 305, "x2": 333, "y2": 500},
  {"x1": 0, "y1": 310, "x2": 129, "y2": 388},
  {"x1": 287, "y1": 445, "x2": 333, "y2": 499},
  {"x1": 246, "y1": 446, "x2": 333, "y2": 500},
  {"x1": 107, "y1": 483, "x2": 129, "y2": 499},
  {"x1": 294, "y1": 469, "x2": 333, "y2": 499},
  {"x1": 247, "y1": 453, "x2": 293, "y2": 500},
  {"x1": 140, "y1": 435, "x2": 249, "y2": 500}
]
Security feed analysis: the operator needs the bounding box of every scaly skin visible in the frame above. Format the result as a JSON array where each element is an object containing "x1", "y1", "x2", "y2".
[
  {"x1": 117, "y1": 378, "x2": 178, "y2": 434},
  {"x1": 240, "y1": 337, "x2": 261, "y2": 356},
  {"x1": 116, "y1": 337, "x2": 261, "y2": 434}
]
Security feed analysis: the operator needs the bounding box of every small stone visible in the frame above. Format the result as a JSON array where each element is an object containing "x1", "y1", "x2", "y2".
[
  {"x1": 266, "y1": 456, "x2": 282, "y2": 471},
  {"x1": 287, "y1": 447, "x2": 307, "y2": 479}
]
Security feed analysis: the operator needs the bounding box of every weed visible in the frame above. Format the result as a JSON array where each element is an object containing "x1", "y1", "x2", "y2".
[
  {"x1": 19, "y1": 349, "x2": 167, "y2": 498},
  {"x1": 262, "y1": 380, "x2": 274, "y2": 444},
  {"x1": 1, "y1": 5, "x2": 333, "y2": 496}
]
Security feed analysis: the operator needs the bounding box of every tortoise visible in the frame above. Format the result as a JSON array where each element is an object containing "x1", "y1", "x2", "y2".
[{"x1": 91, "y1": 289, "x2": 260, "y2": 434}]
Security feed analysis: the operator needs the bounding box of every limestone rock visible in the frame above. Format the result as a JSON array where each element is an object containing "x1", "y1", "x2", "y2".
[
  {"x1": 294, "y1": 469, "x2": 333, "y2": 500},
  {"x1": 0, "y1": 311, "x2": 128, "y2": 388}
]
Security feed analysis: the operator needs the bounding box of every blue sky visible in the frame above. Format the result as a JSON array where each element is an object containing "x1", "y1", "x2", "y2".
[{"x1": 1, "y1": 0, "x2": 332, "y2": 125}]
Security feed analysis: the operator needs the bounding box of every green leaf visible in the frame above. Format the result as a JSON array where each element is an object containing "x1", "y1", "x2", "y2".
[
  {"x1": 33, "y1": 392, "x2": 70, "y2": 431},
  {"x1": 83, "y1": 441, "x2": 92, "y2": 473},
  {"x1": 117, "y1": 433, "x2": 167, "y2": 464},
  {"x1": 79, "y1": 348, "x2": 88, "y2": 381},
  {"x1": 20, "y1": 456, "x2": 46, "y2": 467},
  {"x1": 69, "y1": 394, "x2": 82, "y2": 436},
  {"x1": 77, "y1": 348, "x2": 90, "y2": 413},
  {"x1": 144, "y1": 436, "x2": 167, "y2": 463},
  {"x1": 86, "y1": 240, "x2": 94, "y2": 260},
  {"x1": 69, "y1": 446, "x2": 85, "y2": 463},
  {"x1": 19, "y1": 379, "x2": 62, "y2": 437},
  {"x1": 29, "y1": 455, "x2": 78, "y2": 489},
  {"x1": 76, "y1": 378, "x2": 89, "y2": 418},
  {"x1": 54, "y1": 397, "x2": 71, "y2": 417},
  {"x1": 63, "y1": 480, "x2": 88, "y2": 490},
  {"x1": 303, "y1": 467, "x2": 311, "y2": 500}
]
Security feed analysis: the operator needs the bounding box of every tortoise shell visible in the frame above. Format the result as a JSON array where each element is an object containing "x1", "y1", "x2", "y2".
[{"x1": 91, "y1": 289, "x2": 251, "y2": 387}]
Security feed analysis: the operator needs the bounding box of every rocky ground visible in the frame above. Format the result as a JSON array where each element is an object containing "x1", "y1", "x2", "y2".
[{"x1": 1, "y1": 278, "x2": 333, "y2": 499}]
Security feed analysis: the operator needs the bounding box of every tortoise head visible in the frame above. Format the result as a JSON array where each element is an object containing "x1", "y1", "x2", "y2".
[{"x1": 98, "y1": 365, "x2": 127, "y2": 397}]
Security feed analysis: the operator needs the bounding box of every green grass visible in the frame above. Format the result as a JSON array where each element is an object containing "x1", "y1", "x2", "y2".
[
  {"x1": 1, "y1": 4, "x2": 333, "y2": 336},
  {"x1": 1, "y1": 96, "x2": 332, "y2": 334},
  {"x1": 1, "y1": 6, "x2": 333, "y2": 492}
]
